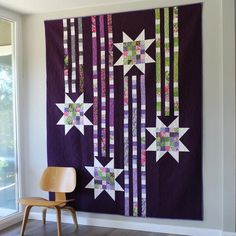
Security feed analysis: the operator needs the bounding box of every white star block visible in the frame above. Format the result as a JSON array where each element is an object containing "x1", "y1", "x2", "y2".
[
  {"x1": 146, "y1": 117, "x2": 189, "y2": 163},
  {"x1": 85, "y1": 158, "x2": 124, "y2": 201},
  {"x1": 56, "y1": 93, "x2": 93, "y2": 135},
  {"x1": 114, "y1": 30, "x2": 155, "y2": 75}
]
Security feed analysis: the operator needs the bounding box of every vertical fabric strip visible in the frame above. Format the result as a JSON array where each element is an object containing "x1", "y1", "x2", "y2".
[
  {"x1": 140, "y1": 75, "x2": 146, "y2": 217},
  {"x1": 70, "y1": 18, "x2": 76, "y2": 93},
  {"x1": 155, "y1": 9, "x2": 161, "y2": 116},
  {"x1": 107, "y1": 14, "x2": 115, "y2": 159},
  {"x1": 132, "y1": 75, "x2": 138, "y2": 216},
  {"x1": 124, "y1": 76, "x2": 129, "y2": 216},
  {"x1": 99, "y1": 15, "x2": 106, "y2": 157},
  {"x1": 63, "y1": 19, "x2": 69, "y2": 93},
  {"x1": 92, "y1": 16, "x2": 98, "y2": 157},
  {"x1": 164, "y1": 8, "x2": 170, "y2": 116},
  {"x1": 78, "y1": 17, "x2": 84, "y2": 93},
  {"x1": 173, "y1": 7, "x2": 179, "y2": 116}
]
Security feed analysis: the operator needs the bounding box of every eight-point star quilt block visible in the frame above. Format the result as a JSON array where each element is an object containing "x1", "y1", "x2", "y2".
[
  {"x1": 147, "y1": 117, "x2": 189, "y2": 162},
  {"x1": 85, "y1": 158, "x2": 123, "y2": 200},
  {"x1": 56, "y1": 94, "x2": 93, "y2": 135},
  {"x1": 114, "y1": 30, "x2": 155, "y2": 75}
]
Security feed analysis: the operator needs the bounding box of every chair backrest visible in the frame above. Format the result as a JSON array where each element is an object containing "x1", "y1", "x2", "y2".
[{"x1": 40, "y1": 167, "x2": 76, "y2": 193}]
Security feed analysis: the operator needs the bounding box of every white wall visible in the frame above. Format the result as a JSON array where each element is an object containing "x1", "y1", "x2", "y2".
[
  {"x1": 222, "y1": 0, "x2": 236, "y2": 232},
  {"x1": 21, "y1": 0, "x2": 235, "y2": 233}
]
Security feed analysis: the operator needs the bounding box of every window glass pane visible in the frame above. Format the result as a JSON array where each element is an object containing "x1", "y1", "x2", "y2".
[{"x1": 0, "y1": 19, "x2": 18, "y2": 219}]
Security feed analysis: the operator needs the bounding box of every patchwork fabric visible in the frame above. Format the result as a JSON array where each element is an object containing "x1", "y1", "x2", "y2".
[
  {"x1": 123, "y1": 41, "x2": 146, "y2": 65},
  {"x1": 157, "y1": 127, "x2": 179, "y2": 151},
  {"x1": 155, "y1": 8, "x2": 162, "y2": 116},
  {"x1": 64, "y1": 103, "x2": 84, "y2": 125},
  {"x1": 45, "y1": 4, "x2": 202, "y2": 220},
  {"x1": 94, "y1": 167, "x2": 115, "y2": 190}
]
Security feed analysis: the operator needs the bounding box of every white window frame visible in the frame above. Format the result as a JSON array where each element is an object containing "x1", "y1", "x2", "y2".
[{"x1": 0, "y1": 7, "x2": 23, "y2": 230}]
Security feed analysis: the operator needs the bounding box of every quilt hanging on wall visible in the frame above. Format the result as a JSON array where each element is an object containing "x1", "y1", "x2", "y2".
[{"x1": 45, "y1": 3, "x2": 202, "y2": 220}]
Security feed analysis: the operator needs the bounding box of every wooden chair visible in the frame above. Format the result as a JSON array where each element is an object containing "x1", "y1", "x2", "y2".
[{"x1": 19, "y1": 166, "x2": 78, "y2": 236}]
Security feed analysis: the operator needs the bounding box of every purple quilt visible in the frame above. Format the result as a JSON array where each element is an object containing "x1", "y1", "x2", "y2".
[{"x1": 45, "y1": 3, "x2": 202, "y2": 219}]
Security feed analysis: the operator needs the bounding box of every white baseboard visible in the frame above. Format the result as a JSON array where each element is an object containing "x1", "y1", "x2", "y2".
[
  {"x1": 0, "y1": 212, "x2": 23, "y2": 231},
  {"x1": 29, "y1": 211, "x2": 228, "y2": 236},
  {"x1": 222, "y1": 233, "x2": 236, "y2": 236}
]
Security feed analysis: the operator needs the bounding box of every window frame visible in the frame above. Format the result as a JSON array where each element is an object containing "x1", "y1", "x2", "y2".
[{"x1": 0, "y1": 7, "x2": 23, "y2": 229}]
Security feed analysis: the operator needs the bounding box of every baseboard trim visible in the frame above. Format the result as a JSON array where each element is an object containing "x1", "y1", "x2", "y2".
[
  {"x1": 28, "y1": 211, "x2": 229, "y2": 236},
  {"x1": 222, "y1": 233, "x2": 236, "y2": 236},
  {"x1": 0, "y1": 212, "x2": 23, "y2": 231}
]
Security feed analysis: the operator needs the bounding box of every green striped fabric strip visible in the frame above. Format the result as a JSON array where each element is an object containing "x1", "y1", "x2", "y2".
[
  {"x1": 155, "y1": 9, "x2": 161, "y2": 116},
  {"x1": 164, "y1": 8, "x2": 170, "y2": 116}
]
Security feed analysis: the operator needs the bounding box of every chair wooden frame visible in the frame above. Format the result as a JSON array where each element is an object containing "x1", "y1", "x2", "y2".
[{"x1": 19, "y1": 167, "x2": 78, "y2": 236}]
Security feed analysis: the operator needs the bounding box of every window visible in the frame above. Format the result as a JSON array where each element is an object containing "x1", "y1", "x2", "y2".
[{"x1": 0, "y1": 18, "x2": 18, "y2": 219}]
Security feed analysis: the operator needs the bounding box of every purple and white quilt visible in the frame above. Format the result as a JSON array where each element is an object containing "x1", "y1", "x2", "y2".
[{"x1": 45, "y1": 3, "x2": 202, "y2": 219}]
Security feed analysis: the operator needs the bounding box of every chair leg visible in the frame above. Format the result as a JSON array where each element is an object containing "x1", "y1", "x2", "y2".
[
  {"x1": 55, "y1": 206, "x2": 62, "y2": 236},
  {"x1": 65, "y1": 206, "x2": 78, "y2": 227},
  {"x1": 20, "y1": 205, "x2": 32, "y2": 236},
  {"x1": 42, "y1": 208, "x2": 47, "y2": 224}
]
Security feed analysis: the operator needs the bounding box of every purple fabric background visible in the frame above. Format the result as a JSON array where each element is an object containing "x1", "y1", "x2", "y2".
[{"x1": 45, "y1": 3, "x2": 202, "y2": 220}]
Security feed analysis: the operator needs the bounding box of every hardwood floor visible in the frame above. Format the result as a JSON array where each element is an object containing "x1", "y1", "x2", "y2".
[{"x1": 0, "y1": 220, "x2": 183, "y2": 236}]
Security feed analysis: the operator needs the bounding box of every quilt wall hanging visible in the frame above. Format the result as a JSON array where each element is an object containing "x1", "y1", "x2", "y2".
[{"x1": 45, "y1": 3, "x2": 202, "y2": 220}]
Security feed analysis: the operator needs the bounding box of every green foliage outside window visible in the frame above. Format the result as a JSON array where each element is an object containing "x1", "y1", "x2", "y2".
[{"x1": 0, "y1": 63, "x2": 15, "y2": 190}]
